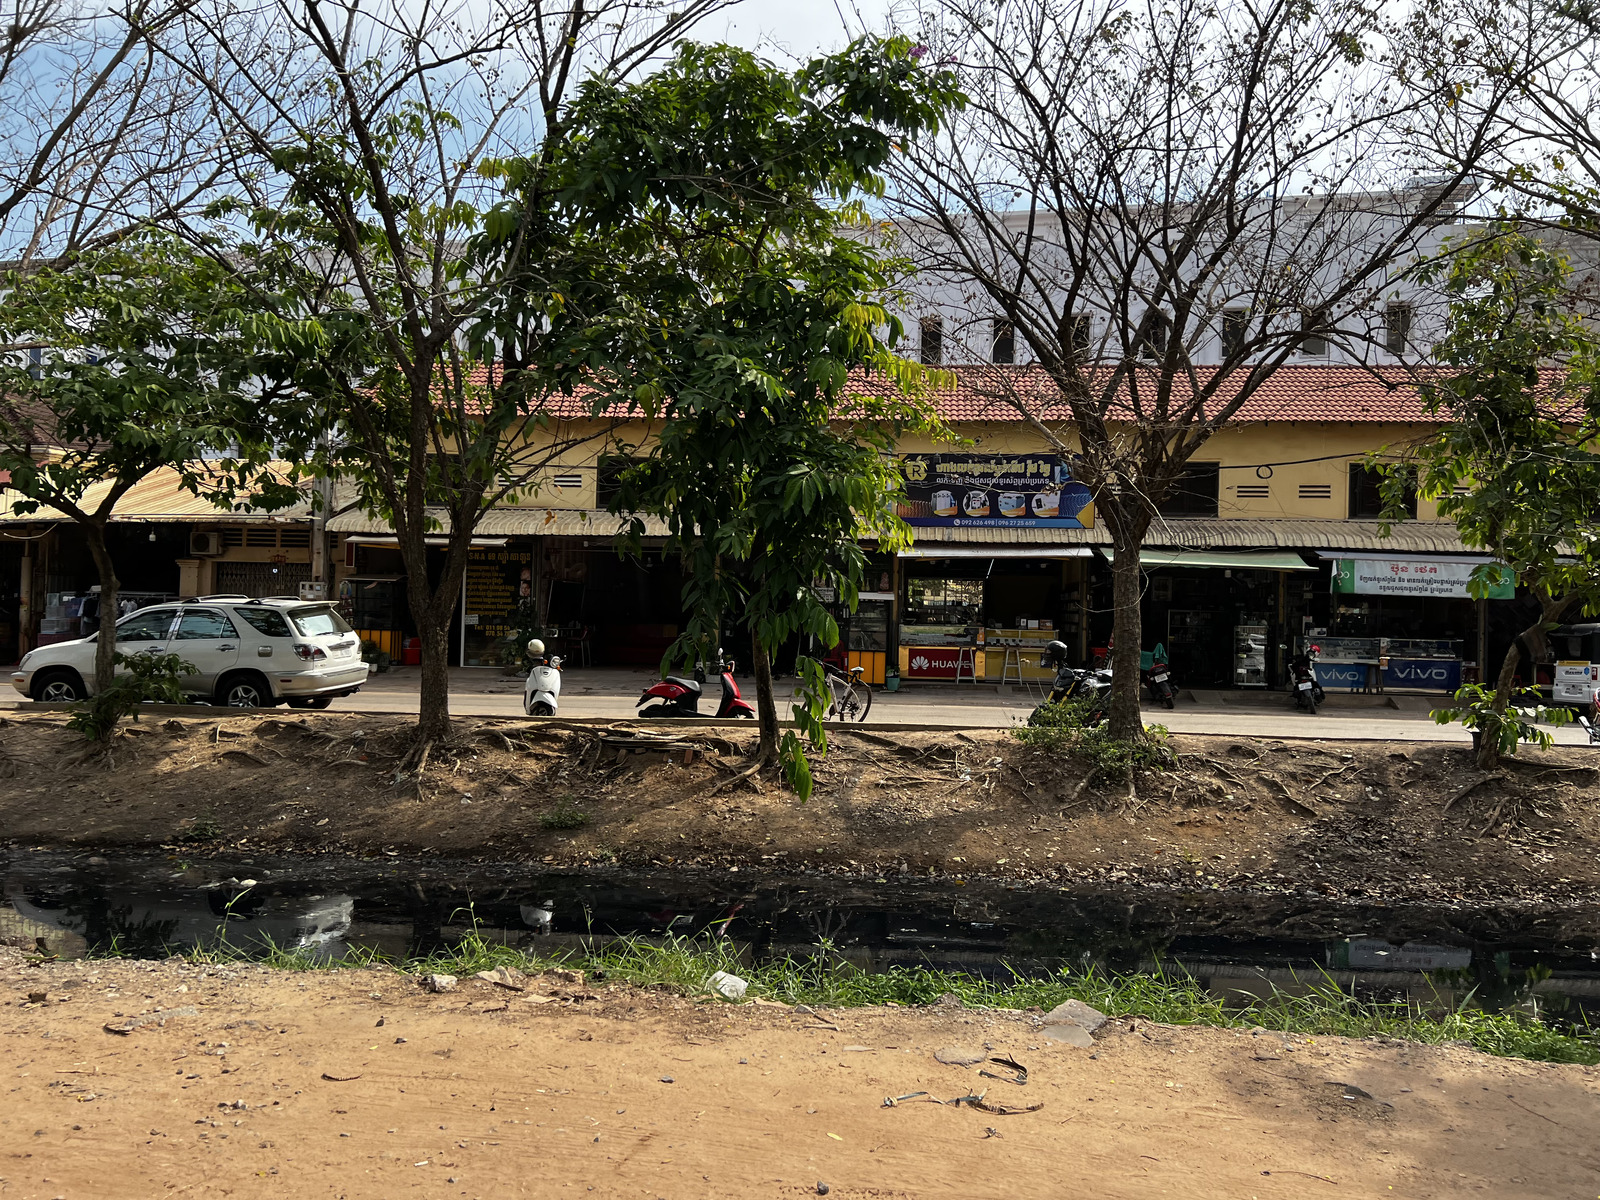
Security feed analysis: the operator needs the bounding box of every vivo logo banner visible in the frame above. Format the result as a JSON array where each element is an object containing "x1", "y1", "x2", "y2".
[
  {"x1": 1314, "y1": 663, "x2": 1367, "y2": 690},
  {"x1": 1382, "y1": 659, "x2": 1461, "y2": 691}
]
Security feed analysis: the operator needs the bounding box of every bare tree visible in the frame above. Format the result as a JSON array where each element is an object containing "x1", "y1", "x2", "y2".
[
  {"x1": 152, "y1": 0, "x2": 734, "y2": 756},
  {"x1": 0, "y1": 0, "x2": 225, "y2": 265},
  {"x1": 885, "y1": 0, "x2": 1526, "y2": 739}
]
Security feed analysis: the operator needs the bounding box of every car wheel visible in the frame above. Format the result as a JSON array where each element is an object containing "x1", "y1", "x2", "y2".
[
  {"x1": 217, "y1": 673, "x2": 273, "y2": 708},
  {"x1": 528, "y1": 700, "x2": 554, "y2": 716},
  {"x1": 33, "y1": 669, "x2": 85, "y2": 703},
  {"x1": 287, "y1": 696, "x2": 333, "y2": 710}
]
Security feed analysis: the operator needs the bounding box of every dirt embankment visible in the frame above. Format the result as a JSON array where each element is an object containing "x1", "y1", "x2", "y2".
[
  {"x1": 1, "y1": 712, "x2": 1598, "y2": 909},
  {"x1": 4, "y1": 948, "x2": 1599, "y2": 1199}
]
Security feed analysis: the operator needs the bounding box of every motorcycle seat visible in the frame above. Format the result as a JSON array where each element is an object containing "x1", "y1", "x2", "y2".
[{"x1": 665, "y1": 675, "x2": 703, "y2": 694}]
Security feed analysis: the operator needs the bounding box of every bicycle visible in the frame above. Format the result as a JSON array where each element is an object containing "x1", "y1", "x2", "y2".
[{"x1": 822, "y1": 661, "x2": 873, "y2": 722}]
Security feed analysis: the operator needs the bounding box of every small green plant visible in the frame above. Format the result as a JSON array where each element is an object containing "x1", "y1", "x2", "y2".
[
  {"x1": 68, "y1": 651, "x2": 194, "y2": 742},
  {"x1": 540, "y1": 794, "x2": 589, "y2": 830},
  {"x1": 1433, "y1": 682, "x2": 1573, "y2": 758},
  {"x1": 177, "y1": 813, "x2": 223, "y2": 842},
  {"x1": 1015, "y1": 698, "x2": 1175, "y2": 780}
]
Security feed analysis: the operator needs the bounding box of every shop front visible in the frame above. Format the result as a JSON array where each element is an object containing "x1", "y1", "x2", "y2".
[
  {"x1": 897, "y1": 548, "x2": 1093, "y2": 683},
  {"x1": 1104, "y1": 548, "x2": 1319, "y2": 689},
  {"x1": 1309, "y1": 552, "x2": 1513, "y2": 692}
]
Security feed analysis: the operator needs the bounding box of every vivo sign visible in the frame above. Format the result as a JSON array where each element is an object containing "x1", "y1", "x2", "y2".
[{"x1": 1384, "y1": 659, "x2": 1461, "y2": 691}]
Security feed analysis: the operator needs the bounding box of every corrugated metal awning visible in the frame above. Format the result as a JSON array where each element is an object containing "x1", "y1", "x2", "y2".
[
  {"x1": 900, "y1": 518, "x2": 1467, "y2": 553},
  {"x1": 1104, "y1": 548, "x2": 1317, "y2": 571},
  {"x1": 326, "y1": 507, "x2": 672, "y2": 538},
  {"x1": 897, "y1": 546, "x2": 1093, "y2": 558},
  {"x1": 0, "y1": 464, "x2": 311, "y2": 523}
]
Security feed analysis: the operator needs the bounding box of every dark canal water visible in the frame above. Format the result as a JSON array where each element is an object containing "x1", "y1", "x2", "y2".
[{"x1": 5, "y1": 848, "x2": 1599, "y2": 1022}]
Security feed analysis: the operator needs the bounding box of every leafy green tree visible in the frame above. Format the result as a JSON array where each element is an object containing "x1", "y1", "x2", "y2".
[
  {"x1": 506, "y1": 38, "x2": 962, "y2": 790},
  {"x1": 164, "y1": 0, "x2": 731, "y2": 757},
  {"x1": 1393, "y1": 228, "x2": 1600, "y2": 769},
  {"x1": 0, "y1": 234, "x2": 312, "y2": 692}
]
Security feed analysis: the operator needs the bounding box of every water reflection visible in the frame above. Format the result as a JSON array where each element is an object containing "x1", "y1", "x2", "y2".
[{"x1": 4, "y1": 848, "x2": 1600, "y2": 1023}]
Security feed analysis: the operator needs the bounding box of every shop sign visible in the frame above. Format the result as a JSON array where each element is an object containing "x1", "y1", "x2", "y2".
[
  {"x1": 1333, "y1": 558, "x2": 1514, "y2": 600},
  {"x1": 1382, "y1": 658, "x2": 1462, "y2": 691},
  {"x1": 897, "y1": 453, "x2": 1093, "y2": 528},
  {"x1": 1554, "y1": 661, "x2": 1599, "y2": 703},
  {"x1": 1314, "y1": 662, "x2": 1367, "y2": 690},
  {"x1": 904, "y1": 646, "x2": 970, "y2": 678}
]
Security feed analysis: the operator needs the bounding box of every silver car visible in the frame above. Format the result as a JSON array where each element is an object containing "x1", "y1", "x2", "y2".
[{"x1": 10, "y1": 594, "x2": 370, "y2": 708}]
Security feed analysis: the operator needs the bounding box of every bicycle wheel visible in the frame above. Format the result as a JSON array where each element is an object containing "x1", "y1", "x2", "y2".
[{"x1": 837, "y1": 680, "x2": 872, "y2": 721}]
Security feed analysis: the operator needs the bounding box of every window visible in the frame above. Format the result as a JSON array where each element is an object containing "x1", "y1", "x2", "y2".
[
  {"x1": 1385, "y1": 302, "x2": 1413, "y2": 355},
  {"x1": 234, "y1": 607, "x2": 292, "y2": 637},
  {"x1": 1301, "y1": 309, "x2": 1330, "y2": 356},
  {"x1": 1157, "y1": 463, "x2": 1220, "y2": 518},
  {"x1": 175, "y1": 608, "x2": 240, "y2": 640},
  {"x1": 245, "y1": 527, "x2": 278, "y2": 547},
  {"x1": 596, "y1": 455, "x2": 638, "y2": 507},
  {"x1": 919, "y1": 316, "x2": 944, "y2": 365},
  {"x1": 1070, "y1": 313, "x2": 1092, "y2": 356},
  {"x1": 1221, "y1": 309, "x2": 1249, "y2": 359},
  {"x1": 990, "y1": 318, "x2": 1015, "y2": 364},
  {"x1": 114, "y1": 608, "x2": 177, "y2": 642},
  {"x1": 1138, "y1": 309, "x2": 1170, "y2": 359},
  {"x1": 1349, "y1": 464, "x2": 1416, "y2": 519},
  {"x1": 27, "y1": 347, "x2": 41, "y2": 380},
  {"x1": 289, "y1": 604, "x2": 353, "y2": 638}
]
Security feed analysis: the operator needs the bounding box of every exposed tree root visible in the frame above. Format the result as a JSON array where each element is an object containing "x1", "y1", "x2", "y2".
[{"x1": 1444, "y1": 772, "x2": 1506, "y2": 812}]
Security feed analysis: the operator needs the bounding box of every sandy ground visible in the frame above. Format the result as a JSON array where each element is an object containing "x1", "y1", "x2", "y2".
[{"x1": 3, "y1": 951, "x2": 1599, "y2": 1200}]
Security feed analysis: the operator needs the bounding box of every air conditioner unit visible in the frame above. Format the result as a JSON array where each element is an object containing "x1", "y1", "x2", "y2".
[{"x1": 189, "y1": 531, "x2": 222, "y2": 556}]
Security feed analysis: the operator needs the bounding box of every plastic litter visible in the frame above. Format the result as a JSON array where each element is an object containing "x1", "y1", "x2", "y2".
[{"x1": 707, "y1": 971, "x2": 748, "y2": 1001}]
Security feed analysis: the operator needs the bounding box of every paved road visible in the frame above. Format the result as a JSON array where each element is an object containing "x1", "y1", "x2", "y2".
[
  {"x1": 8, "y1": 663, "x2": 1595, "y2": 745},
  {"x1": 318, "y1": 667, "x2": 1599, "y2": 746}
]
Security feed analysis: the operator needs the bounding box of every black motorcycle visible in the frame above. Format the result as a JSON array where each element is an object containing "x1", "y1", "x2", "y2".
[
  {"x1": 1289, "y1": 648, "x2": 1326, "y2": 714},
  {"x1": 1028, "y1": 640, "x2": 1112, "y2": 725},
  {"x1": 1143, "y1": 654, "x2": 1177, "y2": 709}
]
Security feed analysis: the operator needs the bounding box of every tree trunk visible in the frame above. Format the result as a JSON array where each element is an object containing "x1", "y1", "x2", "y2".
[
  {"x1": 1478, "y1": 593, "x2": 1577, "y2": 770},
  {"x1": 751, "y1": 641, "x2": 780, "y2": 764},
  {"x1": 82, "y1": 520, "x2": 119, "y2": 694},
  {"x1": 416, "y1": 617, "x2": 452, "y2": 747},
  {"x1": 1106, "y1": 536, "x2": 1146, "y2": 741}
]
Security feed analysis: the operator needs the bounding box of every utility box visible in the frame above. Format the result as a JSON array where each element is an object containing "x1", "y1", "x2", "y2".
[{"x1": 298, "y1": 580, "x2": 328, "y2": 601}]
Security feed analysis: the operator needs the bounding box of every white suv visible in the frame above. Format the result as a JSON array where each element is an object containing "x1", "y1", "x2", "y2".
[{"x1": 10, "y1": 595, "x2": 370, "y2": 708}]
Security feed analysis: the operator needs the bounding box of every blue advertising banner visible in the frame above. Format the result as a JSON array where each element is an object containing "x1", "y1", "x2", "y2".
[
  {"x1": 1383, "y1": 658, "x2": 1462, "y2": 692},
  {"x1": 1314, "y1": 662, "x2": 1368, "y2": 691},
  {"x1": 897, "y1": 453, "x2": 1094, "y2": 528}
]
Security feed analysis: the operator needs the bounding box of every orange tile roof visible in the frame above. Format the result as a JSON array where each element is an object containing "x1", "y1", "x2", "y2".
[{"x1": 844, "y1": 363, "x2": 1438, "y2": 424}]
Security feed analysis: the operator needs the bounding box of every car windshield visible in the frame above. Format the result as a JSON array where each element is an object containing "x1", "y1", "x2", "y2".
[{"x1": 289, "y1": 605, "x2": 353, "y2": 638}]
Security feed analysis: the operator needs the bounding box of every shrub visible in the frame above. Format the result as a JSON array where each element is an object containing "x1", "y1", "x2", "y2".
[
  {"x1": 1433, "y1": 682, "x2": 1572, "y2": 759},
  {"x1": 1014, "y1": 697, "x2": 1174, "y2": 780},
  {"x1": 68, "y1": 652, "x2": 194, "y2": 743}
]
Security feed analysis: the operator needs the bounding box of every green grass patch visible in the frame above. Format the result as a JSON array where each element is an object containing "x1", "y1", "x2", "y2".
[
  {"x1": 152, "y1": 924, "x2": 1598, "y2": 1067},
  {"x1": 539, "y1": 794, "x2": 589, "y2": 830}
]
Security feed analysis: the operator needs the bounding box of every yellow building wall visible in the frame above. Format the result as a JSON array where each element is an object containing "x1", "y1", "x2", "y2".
[{"x1": 496, "y1": 416, "x2": 1445, "y2": 523}]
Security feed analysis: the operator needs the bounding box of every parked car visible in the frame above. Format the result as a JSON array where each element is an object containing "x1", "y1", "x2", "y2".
[{"x1": 9, "y1": 595, "x2": 370, "y2": 708}]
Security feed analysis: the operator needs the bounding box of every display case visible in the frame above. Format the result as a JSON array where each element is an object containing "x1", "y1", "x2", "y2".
[{"x1": 1233, "y1": 621, "x2": 1268, "y2": 687}]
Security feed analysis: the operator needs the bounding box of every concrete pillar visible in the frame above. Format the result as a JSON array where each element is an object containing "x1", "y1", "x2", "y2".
[{"x1": 175, "y1": 558, "x2": 201, "y2": 599}]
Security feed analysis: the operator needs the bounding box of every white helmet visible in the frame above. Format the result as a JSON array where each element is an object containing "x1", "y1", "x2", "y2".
[{"x1": 526, "y1": 638, "x2": 545, "y2": 657}]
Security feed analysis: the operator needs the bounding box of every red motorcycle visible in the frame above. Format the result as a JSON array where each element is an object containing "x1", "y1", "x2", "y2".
[{"x1": 637, "y1": 655, "x2": 756, "y2": 719}]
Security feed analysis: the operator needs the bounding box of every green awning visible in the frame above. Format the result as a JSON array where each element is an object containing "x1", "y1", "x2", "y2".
[{"x1": 1102, "y1": 549, "x2": 1317, "y2": 572}]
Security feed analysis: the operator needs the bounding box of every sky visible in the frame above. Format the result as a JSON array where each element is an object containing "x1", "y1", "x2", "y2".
[{"x1": 707, "y1": 0, "x2": 896, "y2": 61}]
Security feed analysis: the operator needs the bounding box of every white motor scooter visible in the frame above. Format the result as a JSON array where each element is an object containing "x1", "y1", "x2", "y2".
[{"x1": 522, "y1": 638, "x2": 563, "y2": 716}]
